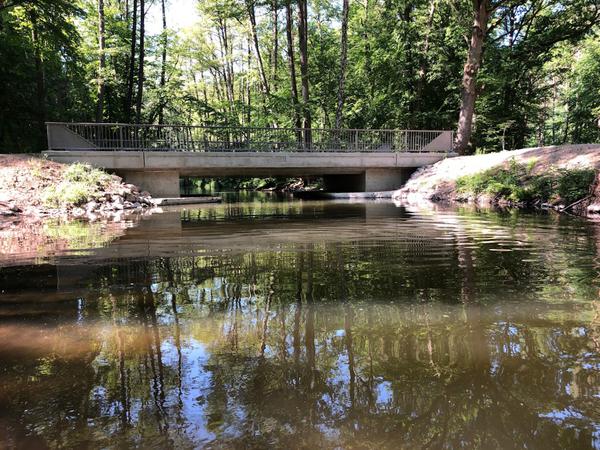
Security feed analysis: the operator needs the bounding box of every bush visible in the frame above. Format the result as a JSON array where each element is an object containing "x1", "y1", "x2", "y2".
[
  {"x1": 456, "y1": 160, "x2": 596, "y2": 206},
  {"x1": 41, "y1": 163, "x2": 113, "y2": 208},
  {"x1": 41, "y1": 181, "x2": 95, "y2": 208},
  {"x1": 63, "y1": 163, "x2": 111, "y2": 187},
  {"x1": 556, "y1": 168, "x2": 595, "y2": 205}
]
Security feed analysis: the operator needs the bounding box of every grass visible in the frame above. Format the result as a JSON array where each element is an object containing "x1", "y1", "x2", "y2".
[
  {"x1": 42, "y1": 163, "x2": 113, "y2": 208},
  {"x1": 456, "y1": 159, "x2": 596, "y2": 206}
]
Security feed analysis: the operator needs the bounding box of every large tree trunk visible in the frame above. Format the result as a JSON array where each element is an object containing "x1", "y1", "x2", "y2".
[
  {"x1": 455, "y1": 0, "x2": 490, "y2": 154},
  {"x1": 285, "y1": 0, "x2": 301, "y2": 135},
  {"x1": 124, "y1": 0, "x2": 137, "y2": 123},
  {"x1": 135, "y1": 0, "x2": 145, "y2": 124},
  {"x1": 158, "y1": 0, "x2": 167, "y2": 124},
  {"x1": 297, "y1": 0, "x2": 311, "y2": 144},
  {"x1": 334, "y1": 0, "x2": 349, "y2": 129},
  {"x1": 96, "y1": 0, "x2": 106, "y2": 122}
]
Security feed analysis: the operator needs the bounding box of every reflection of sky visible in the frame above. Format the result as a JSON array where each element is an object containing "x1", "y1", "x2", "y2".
[
  {"x1": 375, "y1": 381, "x2": 393, "y2": 406},
  {"x1": 163, "y1": 338, "x2": 216, "y2": 444}
]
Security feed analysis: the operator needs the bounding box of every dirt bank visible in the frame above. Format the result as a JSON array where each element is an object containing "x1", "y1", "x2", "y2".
[
  {"x1": 393, "y1": 144, "x2": 600, "y2": 215},
  {"x1": 0, "y1": 154, "x2": 154, "y2": 222}
]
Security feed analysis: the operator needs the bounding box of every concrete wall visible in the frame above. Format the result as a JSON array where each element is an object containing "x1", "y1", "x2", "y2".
[
  {"x1": 364, "y1": 168, "x2": 415, "y2": 191},
  {"x1": 117, "y1": 170, "x2": 180, "y2": 198},
  {"x1": 44, "y1": 150, "x2": 446, "y2": 175}
]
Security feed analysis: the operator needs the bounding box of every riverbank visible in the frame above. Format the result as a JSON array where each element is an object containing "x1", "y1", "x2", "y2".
[
  {"x1": 0, "y1": 155, "x2": 155, "y2": 222},
  {"x1": 392, "y1": 144, "x2": 600, "y2": 216}
]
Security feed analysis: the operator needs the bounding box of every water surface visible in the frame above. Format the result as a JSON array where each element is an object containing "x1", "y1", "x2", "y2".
[{"x1": 1, "y1": 198, "x2": 599, "y2": 449}]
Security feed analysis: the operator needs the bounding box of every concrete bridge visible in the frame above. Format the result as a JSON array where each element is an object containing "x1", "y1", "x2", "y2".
[{"x1": 44, "y1": 122, "x2": 454, "y2": 197}]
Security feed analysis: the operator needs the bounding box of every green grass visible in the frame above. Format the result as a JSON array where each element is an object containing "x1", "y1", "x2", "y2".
[
  {"x1": 456, "y1": 159, "x2": 595, "y2": 205},
  {"x1": 42, "y1": 163, "x2": 113, "y2": 208}
]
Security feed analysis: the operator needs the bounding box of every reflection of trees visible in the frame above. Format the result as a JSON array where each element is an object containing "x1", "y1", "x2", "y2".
[{"x1": 4, "y1": 207, "x2": 600, "y2": 448}]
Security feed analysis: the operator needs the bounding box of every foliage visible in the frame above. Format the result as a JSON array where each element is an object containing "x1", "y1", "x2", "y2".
[
  {"x1": 41, "y1": 163, "x2": 113, "y2": 208},
  {"x1": 0, "y1": 0, "x2": 598, "y2": 153},
  {"x1": 63, "y1": 163, "x2": 112, "y2": 187},
  {"x1": 556, "y1": 168, "x2": 596, "y2": 205},
  {"x1": 456, "y1": 159, "x2": 596, "y2": 205}
]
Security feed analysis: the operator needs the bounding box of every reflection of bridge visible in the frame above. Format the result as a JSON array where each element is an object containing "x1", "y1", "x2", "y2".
[{"x1": 44, "y1": 122, "x2": 454, "y2": 196}]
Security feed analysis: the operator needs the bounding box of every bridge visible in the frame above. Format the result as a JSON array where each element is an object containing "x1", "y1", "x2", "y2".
[{"x1": 44, "y1": 122, "x2": 454, "y2": 197}]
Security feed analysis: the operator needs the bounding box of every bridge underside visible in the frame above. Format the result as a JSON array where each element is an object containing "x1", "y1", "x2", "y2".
[{"x1": 44, "y1": 150, "x2": 447, "y2": 197}]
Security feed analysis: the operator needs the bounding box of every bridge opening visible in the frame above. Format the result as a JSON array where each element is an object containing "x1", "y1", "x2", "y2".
[{"x1": 180, "y1": 176, "x2": 325, "y2": 196}]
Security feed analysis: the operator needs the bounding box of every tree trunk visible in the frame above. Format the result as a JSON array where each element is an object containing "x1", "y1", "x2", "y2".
[
  {"x1": 125, "y1": 0, "x2": 137, "y2": 123},
  {"x1": 271, "y1": 0, "x2": 279, "y2": 87},
  {"x1": 415, "y1": 0, "x2": 436, "y2": 109},
  {"x1": 135, "y1": 0, "x2": 145, "y2": 124},
  {"x1": 216, "y1": 18, "x2": 235, "y2": 112},
  {"x1": 158, "y1": 0, "x2": 167, "y2": 124},
  {"x1": 285, "y1": 0, "x2": 301, "y2": 135},
  {"x1": 455, "y1": 0, "x2": 490, "y2": 154},
  {"x1": 334, "y1": 0, "x2": 349, "y2": 129},
  {"x1": 247, "y1": 0, "x2": 270, "y2": 97},
  {"x1": 247, "y1": 38, "x2": 252, "y2": 125},
  {"x1": 297, "y1": 0, "x2": 311, "y2": 143},
  {"x1": 96, "y1": 0, "x2": 106, "y2": 122},
  {"x1": 30, "y1": 12, "x2": 46, "y2": 149}
]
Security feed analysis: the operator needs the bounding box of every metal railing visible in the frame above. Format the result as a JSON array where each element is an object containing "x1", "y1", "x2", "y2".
[{"x1": 46, "y1": 122, "x2": 453, "y2": 153}]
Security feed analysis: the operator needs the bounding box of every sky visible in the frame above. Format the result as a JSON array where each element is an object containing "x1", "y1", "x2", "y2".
[{"x1": 146, "y1": 0, "x2": 199, "y2": 35}]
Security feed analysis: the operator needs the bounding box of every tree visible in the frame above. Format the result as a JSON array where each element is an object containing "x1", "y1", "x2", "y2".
[
  {"x1": 334, "y1": 0, "x2": 349, "y2": 129},
  {"x1": 96, "y1": 0, "x2": 106, "y2": 122},
  {"x1": 455, "y1": 0, "x2": 600, "y2": 154},
  {"x1": 135, "y1": 0, "x2": 145, "y2": 124},
  {"x1": 158, "y1": 0, "x2": 167, "y2": 124},
  {"x1": 297, "y1": 0, "x2": 310, "y2": 140},
  {"x1": 454, "y1": 0, "x2": 493, "y2": 154}
]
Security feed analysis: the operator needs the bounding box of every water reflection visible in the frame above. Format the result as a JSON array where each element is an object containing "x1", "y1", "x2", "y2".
[{"x1": 0, "y1": 199, "x2": 599, "y2": 448}]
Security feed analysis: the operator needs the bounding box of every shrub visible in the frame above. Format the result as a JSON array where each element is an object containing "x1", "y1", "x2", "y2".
[
  {"x1": 456, "y1": 161, "x2": 596, "y2": 206},
  {"x1": 556, "y1": 168, "x2": 595, "y2": 205},
  {"x1": 41, "y1": 163, "x2": 113, "y2": 208},
  {"x1": 42, "y1": 181, "x2": 94, "y2": 208},
  {"x1": 63, "y1": 163, "x2": 111, "y2": 187}
]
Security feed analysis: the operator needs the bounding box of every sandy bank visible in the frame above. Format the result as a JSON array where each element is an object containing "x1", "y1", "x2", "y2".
[{"x1": 393, "y1": 144, "x2": 600, "y2": 215}]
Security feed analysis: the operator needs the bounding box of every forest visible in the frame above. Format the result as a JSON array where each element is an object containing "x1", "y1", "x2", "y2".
[{"x1": 0, "y1": 0, "x2": 599, "y2": 154}]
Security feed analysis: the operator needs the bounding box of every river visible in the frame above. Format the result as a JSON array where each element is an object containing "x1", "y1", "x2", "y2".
[{"x1": 1, "y1": 194, "x2": 599, "y2": 449}]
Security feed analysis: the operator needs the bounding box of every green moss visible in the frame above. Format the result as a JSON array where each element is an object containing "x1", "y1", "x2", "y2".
[{"x1": 456, "y1": 160, "x2": 595, "y2": 205}]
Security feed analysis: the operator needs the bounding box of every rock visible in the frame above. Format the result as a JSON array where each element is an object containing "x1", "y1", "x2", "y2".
[
  {"x1": 86, "y1": 201, "x2": 98, "y2": 211},
  {"x1": 141, "y1": 191, "x2": 151, "y2": 197},
  {"x1": 71, "y1": 207, "x2": 85, "y2": 217},
  {"x1": 125, "y1": 193, "x2": 138, "y2": 203},
  {"x1": 123, "y1": 201, "x2": 134, "y2": 209},
  {"x1": 587, "y1": 203, "x2": 600, "y2": 214}
]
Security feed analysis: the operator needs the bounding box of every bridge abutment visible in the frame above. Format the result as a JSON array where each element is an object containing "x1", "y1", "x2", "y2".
[
  {"x1": 364, "y1": 168, "x2": 415, "y2": 192},
  {"x1": 323, "y1": 168, "x2": 414, "y2": 193},
  {"x1": 117, "y1": 170, "x2": 180, "y2": 198}
]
